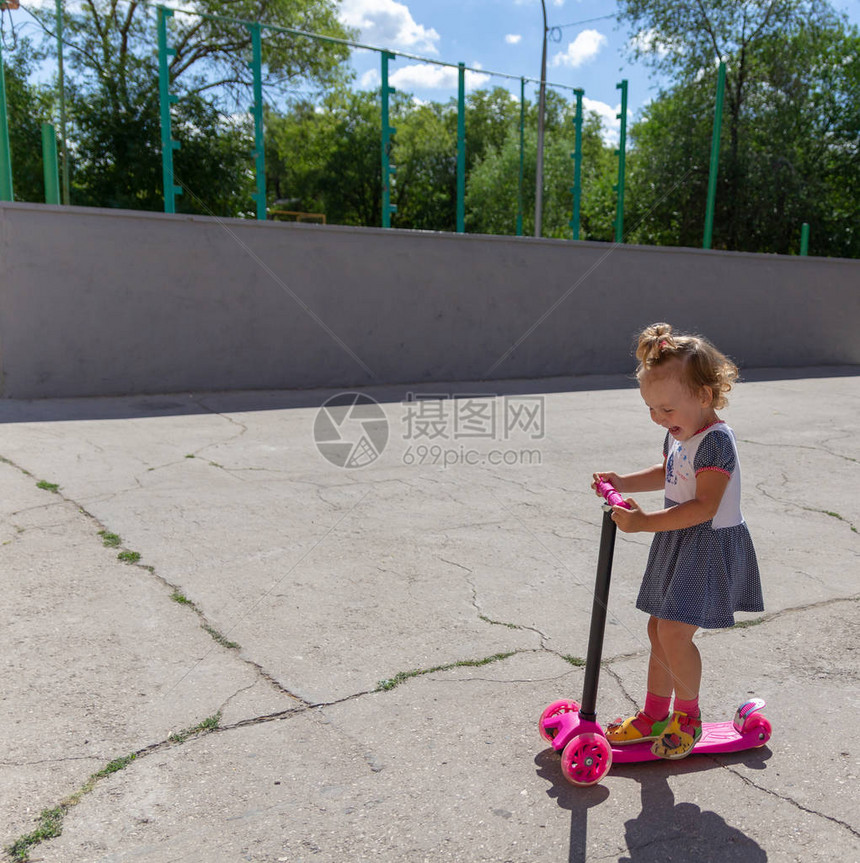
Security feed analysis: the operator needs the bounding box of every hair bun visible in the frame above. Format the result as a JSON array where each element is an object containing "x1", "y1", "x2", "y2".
[{"x1": 636, "y1": 322, "x2": 675, "y2": 365}]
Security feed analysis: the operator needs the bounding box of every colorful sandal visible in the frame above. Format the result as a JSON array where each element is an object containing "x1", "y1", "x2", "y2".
[
  {"x1": 651, "y1": 711, "x2": 703, "y2": 760},
  {"x1": 606, "y1": 711, "x2": 670, "y2": 745}
]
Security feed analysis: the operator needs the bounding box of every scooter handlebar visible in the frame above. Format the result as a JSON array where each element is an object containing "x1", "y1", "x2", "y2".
[{"x1": 594, "y1": 477, "x2": 632, "y2": 510}]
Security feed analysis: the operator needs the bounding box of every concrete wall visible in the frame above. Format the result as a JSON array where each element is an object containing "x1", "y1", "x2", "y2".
[{"x1": 1, "y1": 201, "x2": 858, "y2": 399}]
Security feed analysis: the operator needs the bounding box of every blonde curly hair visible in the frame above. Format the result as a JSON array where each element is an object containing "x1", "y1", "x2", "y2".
[{"x1": 635, "y1": 322, "x2": 738, "y2": 410}]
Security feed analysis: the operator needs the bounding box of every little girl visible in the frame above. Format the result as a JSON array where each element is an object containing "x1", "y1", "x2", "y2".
[{"x1": 593, "y1": 322, "x2": 763, "y2": 760}]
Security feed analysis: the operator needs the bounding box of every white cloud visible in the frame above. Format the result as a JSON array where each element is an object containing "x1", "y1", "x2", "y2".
[
  {"x1": 583, "y1": 97, "x2": 617, "y2": 129},
  {"x1": 581, "y1": 97, "x2": 633, "y2": 147},
  {"x1": 339, "y1": 0, "x2": 440, "y2": 54},
  {"x1": 551, "y1": 29, "x2": 607, "y2": 68},
  {"x1": 389, "y1": 62, "x2": 491, "y2": 92},
  {"x1": 360, "y1": 69, "x2": 381, "y2": 89},
  {"x1": 505, "y1": 34, "x2": 522, "y2": 45}
]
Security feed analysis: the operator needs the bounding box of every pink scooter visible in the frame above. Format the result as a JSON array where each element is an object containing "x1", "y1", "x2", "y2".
[{"x1": 538, "y1": 478, "x2": 772, "y2": 786}]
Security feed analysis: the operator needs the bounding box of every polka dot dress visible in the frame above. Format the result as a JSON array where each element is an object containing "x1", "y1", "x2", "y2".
[{"x1": 636, "y1": 422, "x2": 764, "y2": 629}]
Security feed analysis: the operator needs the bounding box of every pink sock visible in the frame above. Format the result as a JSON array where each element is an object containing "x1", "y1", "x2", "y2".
[
  {"x1": 643, "y1": 692, "x2": 671, "y2": 721},
  {"x1": 674, "y1": 696, "x2": 700, "y2": 718}
]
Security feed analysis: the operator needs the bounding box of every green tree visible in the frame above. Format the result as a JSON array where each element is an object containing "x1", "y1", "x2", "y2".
[
  {"x1": 316, "y1": 90, "x2": 383, "y2": 226},
  {"x1": 462, "y1": 87, "x2": 521, "y2": 170},
  {"x1": 1, "y1": 46, "x2": 56, "y2": 203},
  {"x1": 618, "y1": 0, "x2": 858, "y2": 255},
  {"x1": 267, "y1": 89, "x2": 382, "y2": 226},
  {"x1": 464, "y1": 130, "x2": 528, "y2": 236},
  {"x1": 266, "y1": 99, "x2": 332, "y2": 215},
  {"x1": 736, "y1": 21, "x2": 860, "y2": 256},
  {"x1": 266, "y1": 86, "x2": 564, "y2": 234},
  {"x1": 69, "y1": 82, "x2": 256, "y2": 215},
  {"x1": 577, "y1": 114, "x2": 619, "y2": 241},
  {"x1": 466, "y1": 99, "x2": 616, "y2": 241},
  {"x1": 392, "y1": 98, "x2": 457, "y2": 231},
  {"x1": 24, "y1": 0, "x2": 352, "y2": 211},
  {"x1": 623, "y1": 8, "x2": 859, "y2": 255},
  {"x1": 624, "y1": 81, "x2": 715, "y2": 248}
]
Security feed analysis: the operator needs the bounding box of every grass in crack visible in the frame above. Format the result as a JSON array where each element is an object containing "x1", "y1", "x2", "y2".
[
  {"x1": 478, "y1": 614, "x2": 523, "y2": 630},
  {"x1": 77, "y1": 755, "x2": 137, "y2": 798},
  {"x1": 733, "y1": 617, "x2": 766, "y2": 629},
  {"x1": 171, "y1": 590, "x2": 192, "y2": 605},
  {"x1": 98, "y1": 530, "x2": 121, "y2": 547},
  {"x1": 6, "y1": 807, "x2": 63, "y2": 861},
  {"x1": 377, "y1": 651, "x2": 517, "y2": 692},
  {"x1": 203, "y1": 624, "x2": 240, "y2": 650},
  {"x1": 36, "y1": 480, "x2": 60, "y2": 494},
  {"x1": 5, "y1": 755, "x2": 136, "y2": 862},
  {"x1": 562, "y1": 655, "x2": 586, "y2": 667},
  {"x1": 117, "y1": 550, "x2": 141, "y2": 564},
  {"x1": 168, "y1": 712, "x2": 222, "y2": 745},
  {"x1": 823, "y1": 510, "x2": 858, "y2": 533},
  {"x1": 6, "y1": 711, "x2": 222, "y2": 863}
]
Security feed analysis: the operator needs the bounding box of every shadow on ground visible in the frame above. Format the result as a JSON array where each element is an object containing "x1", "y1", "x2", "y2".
[{"x1": 535, "y1": 746, "x2": 772, "y2": 863}]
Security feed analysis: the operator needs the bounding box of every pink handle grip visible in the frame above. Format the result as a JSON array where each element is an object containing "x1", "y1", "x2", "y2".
[{"x1": 595, "y1": 478, "x2": 631, "y2": 509}]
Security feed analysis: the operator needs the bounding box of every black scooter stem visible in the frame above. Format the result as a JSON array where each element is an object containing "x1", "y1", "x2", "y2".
[{"x1": 579, "y1": 504, "x2": 617, "y2": 722}]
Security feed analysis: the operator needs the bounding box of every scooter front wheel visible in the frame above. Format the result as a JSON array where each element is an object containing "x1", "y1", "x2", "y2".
[
  {"x1": 743, "y1": 714, "x2": 773, "y2": 746},
  {"x1": 539, "y1": 699, "x2": 580, "y2": 743},
  {"x1": 561, "y1": 732, "x2": 612, "y2": 786}
]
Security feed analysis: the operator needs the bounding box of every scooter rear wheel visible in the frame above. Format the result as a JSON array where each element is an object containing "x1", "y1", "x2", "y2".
[
  {"x1": 538, "y1": 699, "x2": 580, "y2": 743},
  {"x1": 561, "y1": 732, "x2": 612, "y2": 786}
]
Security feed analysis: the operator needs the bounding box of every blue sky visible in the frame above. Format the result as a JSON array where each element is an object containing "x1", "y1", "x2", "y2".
[
  {"x1": 339, "y1": 0, "x2": 860, "y2": 142},
  {"x1": 9, "y1": 0, "x2": 859, "y2": 143}
]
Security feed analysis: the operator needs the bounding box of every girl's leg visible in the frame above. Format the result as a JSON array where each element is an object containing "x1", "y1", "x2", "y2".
[
  {"x1": 651, "y1": 619, "x2": 703, "y2": 760},
  {"x1": 606, "y1": 617, "x2": 672, "y2": 743},
  {"x1": 655, "y1": 619, "x2": 701, "y2": 702},
  {"x1": 646, "y1": 615, "x2": 674, "y2": 699}
]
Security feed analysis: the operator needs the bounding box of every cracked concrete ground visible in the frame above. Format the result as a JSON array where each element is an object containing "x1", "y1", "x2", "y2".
[{"x1": 1, "y1": 369, "x2": 858, "y2": 862}]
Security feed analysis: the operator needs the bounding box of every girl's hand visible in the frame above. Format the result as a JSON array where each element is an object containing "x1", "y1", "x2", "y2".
[
  {"x1": 592, "y1": 472, "x2": 622, "y2": 496},
  {"x1": 610, "y1": 497, "x2": 648, "y2": 533}
]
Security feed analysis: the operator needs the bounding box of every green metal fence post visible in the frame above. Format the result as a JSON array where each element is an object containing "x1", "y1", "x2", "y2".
[
  {"x1": 157, "y1": 6, "x2": 181, "y2": 213},
  {"x1": 41, "y1": 122, "x2": 60, "y2": 204},
  {"x1": 380, "y1": 51, "x2": 397, "y2": 228},
  {"x1": 55, "y1": 0, "x2": 70, "y2": 204},
  {"x1": 247, "y1": 22, "x2": 266, "y2": 220},
  {"x1": 456, "y1": 62, "x2": 466, "y2": 233},
  {"x1": 570, "y1": 88, "x2": 584, "y2": 240},
  {"x1": 516, "y1": 77, "x2": 525, "y2": 237},
  {"x1": 0, "y1": 42, "x2": 13, "y2": 202},
  {"x1": 613, "y1": 79, "x2": 628, "y2": 244},
  {"x1": 703, "y1": 61, "x2": 726, "y2": 250},
  {"x1": 800, "y1": 222, "x2": 810, "y2": 256}
]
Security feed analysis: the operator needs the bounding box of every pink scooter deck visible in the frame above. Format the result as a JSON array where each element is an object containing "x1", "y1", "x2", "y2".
[
  {"x1": 539, "y1": 698, "x2": 771, "y2": 784},
  {"x1": 610, "y1": 716, "x2": 771, "y2": 763}
]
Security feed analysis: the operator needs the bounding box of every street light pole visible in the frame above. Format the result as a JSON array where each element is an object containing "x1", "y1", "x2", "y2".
[{"x1": 534, "y1": 0, "x2": 547, "y2": 238}]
